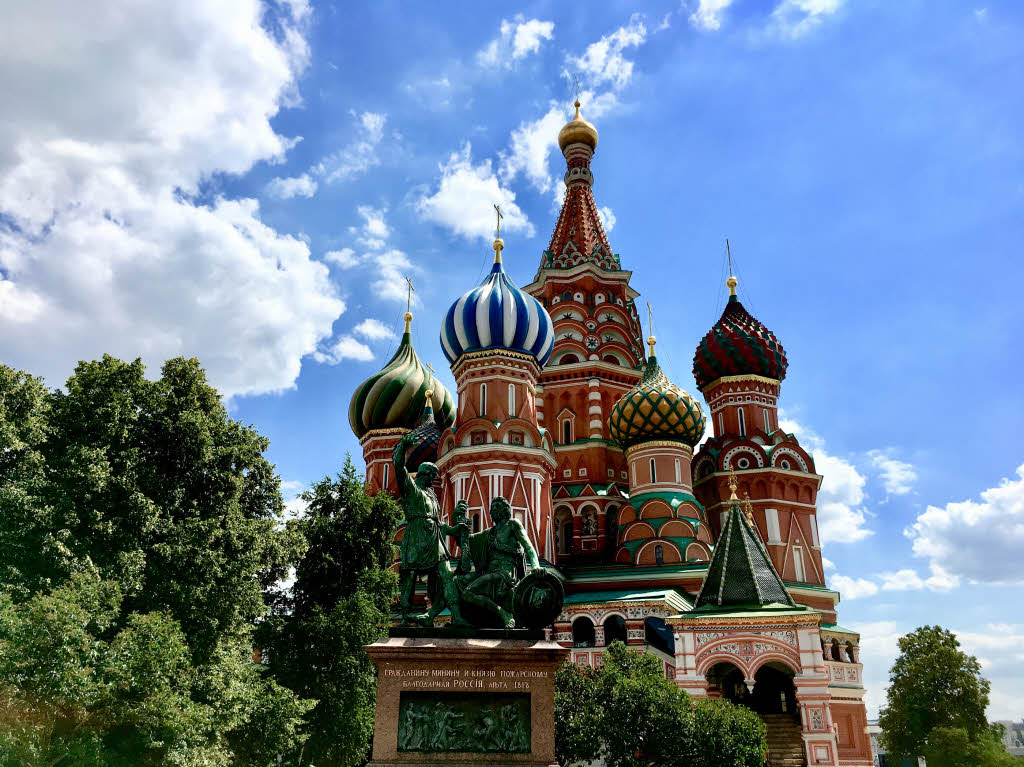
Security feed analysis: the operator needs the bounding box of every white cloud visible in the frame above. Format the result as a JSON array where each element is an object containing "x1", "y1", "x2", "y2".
[
  {"x1": 416, "y1": 143, "x2": 533, "y2": 241},
  {"x1": 780, "y1": 415, "x2": 873, "y2": 544},
  {"x1": 265, "y1": 173, "x2": 318, "y2": 199},
  {"x1": 830, "y1": 574, "x2": 879, "y2": 600},
  {"x1": 325, "y1": 247, "x2": 359, "y2": 268},
  {"x1": 477, "y1": 17, "x2": 554, "y2": 67},
  {"x1": 690, "y1": 0, "x2": 735, "y2": 31},
  {"x1": 869, "y1": 449, "x2": 917, "y2": 496},
  {"x1": 313, "y1": 334, "x2": 373, "y2": 364},
  {"x1": 878, "y1": 566, "x2": 956, "y2": 592},
  {"x1": 850, "y1": 620, "x2": 902, "y2": 716},
  {"x1": 822, "y1": 556, "x2": 835, "y2": 570},
  {"x1": 371, "y1": 249, "x2": 415, "y2": 304},
  {"x1": 0, "y1": 0, "x2": 345, "y2": 398},
  {"x1": 770, "y1": 0, "x2": 844, "y2": 38},
  {"x1": 568, "y1": 14, "x2": 647, "y2": 90},
  {"x1": 353, "y1": 318, "x2": 396, "y2": 342},
  {"x1": 905, "y1": 464, "x2": 1024, "y2": 586},
  {"x1": 314, "y1": 111, "x2": 386, "y2": 183},
  {"x1": 597, "y1": 206, "x2": 616, "y2": 233}
]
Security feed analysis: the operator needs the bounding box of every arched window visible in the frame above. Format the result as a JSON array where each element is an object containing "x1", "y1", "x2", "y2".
[
  {"x1": 718, "y1": 412, "x2": 724, "y2": 436},
  {"x1": 846, "y1": 642, "x2": 857, "y2": 663},
  {"x1": 595, "y1": 292, "x2": 606, "y2": 304},
  {"x1": 649, "y1": 458, "x2": 657, "y2": 483},
  {"x1": 831, "y1": 639, "x2": 842, "y2": 662},
  {"x1": 793, "y1": 546, "x2": 805, "y2": 582},
  {"x1": 604, "y1": 615, "x2": 627, "y2": 645},
  {"x1": 508, "y1": 383, "x2": 516, "y2": 417},
  {"x1": 763, "y1": 408, "x2": 771, "y2": 433},
  {"x1": 562, "y1": 419, "x2": 573, "y2": 445},
  {"x1": 573, "y1": 617, "x2": 596, "y2": 648},
  {"x1": 382, "y1": 463, "x2": 389, "y2": 489},
  {"x1": 674, "y1": 458, "x2": 681, "y2": 484},
  {"x1": 480, "y1": 383, "x2": 487, "y2": 416},
  {"x1": 655, "y1": 544, "x2": 664, "y2": 564},
  {"x1": 560, "y1": 353, "x2": 579, "y2": 365},
  {"x1": 603, "y1": 354, "x2": 619, "y2": 365},
  {"x1": 737, "y1": 407, "x2": 746, "y2": 437}
]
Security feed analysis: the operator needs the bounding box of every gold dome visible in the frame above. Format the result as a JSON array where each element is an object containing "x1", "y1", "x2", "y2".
[{"x1": 557, "y1": 100, "x2": 598, "y2": 152}]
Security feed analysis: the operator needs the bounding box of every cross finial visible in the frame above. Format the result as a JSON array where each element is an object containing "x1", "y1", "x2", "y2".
[
  {"x1": 424, "y1": 362, "x2": 435, "y2": 400},
  {"x1": 403, "y1": 276, "x2": 414, "y2": 331},
  {"x1": 493, "y1": 203, "x2": 503, "y2": 240},
  {"x1": 573, "y1": 73, "x2": 581, "y2": 102},
  {"x1": 645, "y1": 301, "x2": 656, "y2": 357},
  {"x1": 728, "y1": 467, "x2": 738, "y2": 501},
  {"x1": 726, "y1": 239, "x2": 738, "y2": 298},
  {"x1": 743, "y1": 492, "x2": 755, "y2": 526}
]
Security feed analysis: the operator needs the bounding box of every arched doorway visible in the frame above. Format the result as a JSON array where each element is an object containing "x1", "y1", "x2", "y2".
[
  {"x1": 706, "y1": 662, "x2": 749, "y2": 705},
  {"x1": 572, "y1": 617, "x2": 596, "y2": 648},
  {"x1": 751, "y1": 662, "x2": 798, "y2": 719}
]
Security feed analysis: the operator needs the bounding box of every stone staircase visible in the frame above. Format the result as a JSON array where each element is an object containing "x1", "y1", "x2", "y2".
[{"x1": 760, "y1": 713, "x2": 807, "y2": 767}]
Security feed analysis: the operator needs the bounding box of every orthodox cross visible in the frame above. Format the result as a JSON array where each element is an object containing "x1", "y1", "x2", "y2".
[
  {"x1": 728, "y1": 467, "x2": 739, "y2": 500},
  {"x1": 493, "y1": 203, "x2": 503, "y2": 240},
  {"x1": 573, "y1": 73, "x2": 581, "y2": 101},
  {"x1": 726, "y1": 238, "x2": 733, "y2": 276},
  {"x1": 405, "y1": 276, "x2": 414, "y2": 313},
  {"x1": 425, "y1": 362, "x2": 435, "y2": 396}
]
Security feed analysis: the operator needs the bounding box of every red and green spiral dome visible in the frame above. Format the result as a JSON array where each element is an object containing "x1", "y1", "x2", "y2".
[{"x1": 693, "y1": 282, "x2": 787, "y2": 391}]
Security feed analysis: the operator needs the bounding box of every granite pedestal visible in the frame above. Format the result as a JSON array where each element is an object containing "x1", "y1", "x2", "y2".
[{"x1": 365, "y1": 633, "x2": 569, "y2": 767}]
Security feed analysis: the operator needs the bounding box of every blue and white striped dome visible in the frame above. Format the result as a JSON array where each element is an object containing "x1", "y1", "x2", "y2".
[{"x1": 440, "y1": 249, "x2": 554, "y2": 366}]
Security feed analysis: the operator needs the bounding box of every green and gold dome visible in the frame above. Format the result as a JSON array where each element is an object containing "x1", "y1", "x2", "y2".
[
  {"x1": 608, "y1": 335, "x2": 706, "y2": 450},
  {"x1": 349, "y1": 312, "x2": 455, "y2": 439}
]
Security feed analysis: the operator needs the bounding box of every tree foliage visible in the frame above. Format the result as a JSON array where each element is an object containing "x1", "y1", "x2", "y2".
[
  {"x1": 260, "y1": 459, "x2": 403, "y2": 767},
  {"x1": 555, "y1": 642, "x2": 766, "y2": 767},
  {"x1": 0, "y1": 357, "x2": 311, "y2": 765},
  {"x1": 879, "y1": 625, "x2": 1011, "y2": 767}
]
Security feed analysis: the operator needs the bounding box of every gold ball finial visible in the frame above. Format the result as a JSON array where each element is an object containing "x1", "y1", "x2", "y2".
[
  {"x1": 646, "y1": 334, "x2": 656, "y2": 357},
  {"x1": 493, "y1": 237, "x2": 504, "y2": 263},
  {"x1": 424, "y1": 388, "x2": 434, "y2": 400},
  {"x1": 727, "y1": 274, "x2": 738, "y2": 297},
  {"x1": 403, "y1": 311, "x2": 413, "y2": 332},
  {"x1": 728, "y1": 467, "x2": 738, "y2": 501}
]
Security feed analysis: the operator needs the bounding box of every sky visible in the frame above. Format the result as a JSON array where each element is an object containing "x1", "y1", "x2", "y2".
[{"x1": 1, "y1": 0, "x2": 1023, "y2": 719}]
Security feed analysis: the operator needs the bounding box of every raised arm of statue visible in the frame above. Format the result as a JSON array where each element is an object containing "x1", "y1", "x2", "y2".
[
  {"x1": 511, "y1": 519, "x2": 540, "y2": 570},
  {"x1": 392, "y1": 434, "x2": 416, "y2": 496}
]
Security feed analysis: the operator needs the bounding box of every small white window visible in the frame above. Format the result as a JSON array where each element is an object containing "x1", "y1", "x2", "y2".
[
  {"x1": 763, "y1": 408, "x2": 771, "y2": 432},
  {"x1": 765, "y1": 508, "x2": 781, "y2": 542},
  {"x1": 738, "y1": 408, "x2": 746, "y2": 438},
  {"x1": 608, "y1": 469, "x2": 615, "y2": 478},
  {"x1": 674, "y1": 458, "x2": 681, "y2": 484},
  {"x1": 562, "y1": 419, "x2": 573, "y2": 444},
  {"x1": 793, "y1": 546, "x2": 805, "y2": 582},
  {"x1": 382, "y1": 463, "x2": 389, "y2": 489},
  {"x1": 810, "y1": 517, "x2": 820, "y2": 547},
  {"x1": 579, "y1": 468, "x2": 587, "y2": 477},
  {"x1": 480, "y1": 383, "x2": 487, "y2": 415},
  {"x1": 508, "y1": 383, "x2": 516, "y2": 417},
  {"x1": 563, "y1": 469, "x2": 572, "y2": 478},
  {"x1": 649, "y1": 458, "x2": 657, "y2": 484},
  {"x1": 718, "y1": 412, "x2": 724, "y2": 436}
]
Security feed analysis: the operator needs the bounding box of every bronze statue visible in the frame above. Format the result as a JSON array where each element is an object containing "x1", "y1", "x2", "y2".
[{"x1": 392, "y1": 436, "x2": 562, "y2": 630}]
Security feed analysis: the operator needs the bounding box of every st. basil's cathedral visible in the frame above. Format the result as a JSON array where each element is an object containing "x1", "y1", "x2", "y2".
[{"x1": 349, "y1": 101, "x2": 873, "y2": 767}]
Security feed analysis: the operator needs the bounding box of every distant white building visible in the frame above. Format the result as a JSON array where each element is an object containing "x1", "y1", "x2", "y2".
[
  {"x1": 995, "y1": 720, "x2": 1024, "y2": 757},
  {"x1": 867, "y1": 720, "x2": 926, "y2": 767}
]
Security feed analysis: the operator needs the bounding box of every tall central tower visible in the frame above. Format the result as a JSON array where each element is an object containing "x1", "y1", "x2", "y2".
[{"x1": 523, "y1": 101, "x2": 648, "y2": 566}]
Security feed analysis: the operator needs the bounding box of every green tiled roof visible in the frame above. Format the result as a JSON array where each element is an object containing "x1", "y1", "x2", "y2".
[
  {"x1": 563, "y1": 587, "x2": 693, "y2": 613},
  {"x1": 695, "y1": 503, "x2": 796, "y2": 611},
  {"x1": 620, "y1": 535, "x2": 696, "y2": 556}
]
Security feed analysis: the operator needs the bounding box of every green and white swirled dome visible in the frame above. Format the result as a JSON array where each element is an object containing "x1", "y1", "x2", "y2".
[{"x1": 349, "y1": 312, "x2": 455, "y2": 439}]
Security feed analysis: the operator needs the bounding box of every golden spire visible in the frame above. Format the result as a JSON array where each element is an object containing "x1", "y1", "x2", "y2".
[
  {"x1": 743, "y1": 492, "x2": 755, "y2": 526},
  {"x1": 728, "y1": 467, "x2": 738, "y2": 501},
  {"x1": 492, "y1": 203, "x2": 504, "y2": 263},
  {"x1": 404, "y1": 276, "x2": 414, "y2": 332},
  {"x1": 726, "y1": 238, "x2": 738, "y2": 297},
  {"x1": 646, "y1": 301, "x2": 656, "y2": 357}
]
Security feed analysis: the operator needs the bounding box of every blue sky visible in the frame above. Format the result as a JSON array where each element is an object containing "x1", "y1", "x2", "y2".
[{"x1": 1, "y1": 0, "x2": 1022, "y2": 718}]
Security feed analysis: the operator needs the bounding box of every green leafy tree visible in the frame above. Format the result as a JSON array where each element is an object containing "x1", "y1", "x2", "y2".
[
  {"x1": 555, "y1": 641, "x2": 765, "y2": 767},
  {"x1": 261, "y1": 459, "x2": 402, "y2": 767},
  {"x1": 879, "y1": 625, "x2": 1009, "y2": 767},
  {"x1": 0, "y1": 357, "x2": 311, "y2": 765}
]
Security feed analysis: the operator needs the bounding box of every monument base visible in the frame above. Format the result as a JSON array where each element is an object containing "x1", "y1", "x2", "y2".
[{"x1": 365, "y1": 635, "x2": 569, "y2": 767}]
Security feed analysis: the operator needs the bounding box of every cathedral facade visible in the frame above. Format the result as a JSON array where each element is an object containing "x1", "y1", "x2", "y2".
[{"x1": 349, "y1": 102, "x2": 873, "y2": 767}]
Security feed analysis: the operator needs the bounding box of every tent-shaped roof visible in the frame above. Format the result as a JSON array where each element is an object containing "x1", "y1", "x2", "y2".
[{"x1": 695, "y1": 502, "x2": 796, "y2": 610}]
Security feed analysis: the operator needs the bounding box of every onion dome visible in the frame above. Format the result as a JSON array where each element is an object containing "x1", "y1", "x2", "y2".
[
  {"x1": 693, "y1": 275, "x2": 787, "y2": 391},
  {"x1": 440, "y1": 238, "x2": 554, "y2": 366},
  {"x1": 558, "y1": 100, "x2": 599, "y2": 152},
  {"x1": 349, "y1": 313, "x2": 455, "y2": 439},
  {"x1": 608, "y1": 335, "x2": 706, "y2": 449},
  {"x1": 400, "y1": 386, "x2": 444, "y2": 473}
]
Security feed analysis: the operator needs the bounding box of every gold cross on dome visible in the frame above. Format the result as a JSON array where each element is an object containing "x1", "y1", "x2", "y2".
[
  {"x1": 405, "y1": 276, "x2": 414, "y2": 313},
  {"x1": 493, "y1": 203, "x2": 503, "y2": 240}
]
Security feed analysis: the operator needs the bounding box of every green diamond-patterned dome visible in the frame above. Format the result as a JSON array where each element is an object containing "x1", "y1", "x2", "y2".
[{"x1": 608, "y1": 354, "x2": 706, "y2": 449}]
